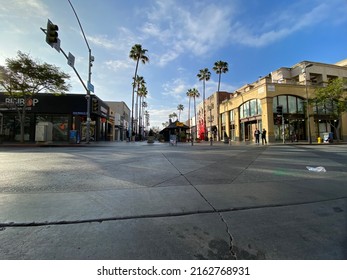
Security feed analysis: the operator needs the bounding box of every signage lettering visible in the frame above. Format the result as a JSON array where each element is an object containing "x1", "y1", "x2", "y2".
[{"x1": 5, "y1": 97, "x2": 39, "y2": 107}]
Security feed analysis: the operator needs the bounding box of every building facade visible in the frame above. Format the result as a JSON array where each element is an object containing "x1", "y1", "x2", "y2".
[
  {"x1": 219, "y1": 60, "x2": 347, "y2": 143},
  {"x1": 203, "y1": 91, "x2": 232, "y2": 141},
  {"x1": 106, "y1": 101, "x2": 130, "y2": 141},
  {"x1": 0, "y1": 93, "x2": 110, "y2": 143}
]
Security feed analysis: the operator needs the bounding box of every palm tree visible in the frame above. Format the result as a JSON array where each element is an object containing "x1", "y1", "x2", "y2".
[
  {"x1": 177, "y1": 104, "x2": 184, "y2": 121},
  {"x1": 171, "y1": 112, "x2": 178, "y2": 121},
  {"x1": 213, "y1": 60, "x2": 228, "y2": 141},
  {"x1": 129, "y1": 44, "x2": 149, "y2": 140},
  {"x1": 213, "y1": 60, "x2": 228, "y2": 93},
  {"x1": 133, "y1": 75, "x2": 145, "y2": 136},
  {"x1": 187, "y1": 88, "x2": 200, "y2": 142},
  {"x1": 197, "y1": 68, "x2": 211, "y2": 140},
  {"x1": 137, "y1": 84, "x2": 148, "y2": 139}
]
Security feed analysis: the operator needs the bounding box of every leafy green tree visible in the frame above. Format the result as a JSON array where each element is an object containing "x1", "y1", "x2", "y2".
[
  {"x1": 313, "y1": 78, "x2": 347, "y2": 141},
  {"x1": 197, "y1": 68, "x2": 211, "y2": 140},
  {"x1": 129, "y1": 44, "x2": 149, "y2": 139},
  {"x1": 0, "y1": 51, "x2": 70, "y2": 142}
]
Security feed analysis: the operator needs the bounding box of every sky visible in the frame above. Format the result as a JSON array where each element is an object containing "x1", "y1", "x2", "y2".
[{"x1": 0, "y1": 0, "x2": 347, "y2": 129}]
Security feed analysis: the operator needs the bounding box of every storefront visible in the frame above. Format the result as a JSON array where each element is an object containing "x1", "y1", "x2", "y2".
[{"x1": 0, "y1": 93, "x2": 109, "y2": 143}]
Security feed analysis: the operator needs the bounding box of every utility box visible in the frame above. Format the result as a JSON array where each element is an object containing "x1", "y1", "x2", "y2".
[{"x1": 35, "y1": 122, "x2": 53, "y2": 142}]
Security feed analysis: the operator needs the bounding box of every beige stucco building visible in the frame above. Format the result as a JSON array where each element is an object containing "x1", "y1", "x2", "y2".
[
  {"x1": 106, "y1": 101, "x2": 130, "y2": 141},
  {"x1": 218, "y1": 59, "x2": 347, "y2": 143}
]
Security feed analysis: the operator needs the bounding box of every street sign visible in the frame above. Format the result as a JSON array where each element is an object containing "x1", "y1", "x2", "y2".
[
  {"x1": 87, "y1": 81, "x2": 94, "y2": 93},
  {"x1": 53, "y1": 38, "x2": 61, "y2": 53},
  {"x1": 67, "y1": 52, "x2": 75, "y2": 68}
]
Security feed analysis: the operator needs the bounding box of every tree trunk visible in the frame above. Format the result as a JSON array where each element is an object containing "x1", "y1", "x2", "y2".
[
  {"x1": 188, "y1": 98, "x2": 191, "y2": 137},
  {"x1": 130, "y1": 59, "x2": 140, "y2": 140},
  {"x1": 194, "y1": 96, "x2": 197, "y2": 140},
  {"x1": 20, "y1": 108, "x2": 26, "y2": 143}
]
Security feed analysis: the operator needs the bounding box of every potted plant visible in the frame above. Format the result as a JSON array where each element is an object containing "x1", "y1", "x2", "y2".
[
  {"x1": 147, "y1": 129, "x2": 155, "y2": 143},
  {"x1": 179, "y1": 131, "x2": 186, "y2": 142},
  {"x1": 223, "y1": 132, "x2": 229, "y2": 144}
]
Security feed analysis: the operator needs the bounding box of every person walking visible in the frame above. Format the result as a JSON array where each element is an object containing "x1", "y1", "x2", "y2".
[
  {"x1": 254, "y1": 128, "x2": 260, "y2": 145},
  {"x1": 262, "y1": 128, "x2": 267, "y2": 145}
]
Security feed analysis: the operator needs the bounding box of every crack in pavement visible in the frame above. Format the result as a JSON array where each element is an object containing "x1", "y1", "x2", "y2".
[
  {"x1": 1, "y1": 196, "x2": 345, "y2": 228},
  {"x1": 160, "y1": 152, "x2": 238, "y2": 260}
]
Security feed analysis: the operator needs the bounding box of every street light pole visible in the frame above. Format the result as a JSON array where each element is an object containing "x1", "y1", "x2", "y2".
[
  {"x1": 303, "y1": 63, "x2": 313, "y2": 144},
  {"x1": 68, "y1": 0, "x2": 93, "y2": 143}
]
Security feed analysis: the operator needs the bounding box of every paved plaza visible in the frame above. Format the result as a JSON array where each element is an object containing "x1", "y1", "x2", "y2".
[{"x1": 0, "y1": 142, "x2": 346, "y2": 259}]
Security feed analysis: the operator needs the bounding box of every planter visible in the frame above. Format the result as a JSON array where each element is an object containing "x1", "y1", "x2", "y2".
[{"x1": 147, "y1": 136, "x2": 155, "y2": 143}]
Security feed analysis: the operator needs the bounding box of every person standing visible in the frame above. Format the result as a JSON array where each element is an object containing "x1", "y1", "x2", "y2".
[
  {"x1": 262, "y1": 128, "x2": 267, "y2": 145},
  {"x1": 254, "y1": 128, "x2": 260, "y2": 144}
]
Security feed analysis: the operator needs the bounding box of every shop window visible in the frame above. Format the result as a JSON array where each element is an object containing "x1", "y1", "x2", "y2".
[
  {"x1": 273, "y1": 95, "x2": 305, "y2": 114},
  {"x1": 239, "y1": 99, "x2": 261, "y2": 119},
  {"x1": 229, "y1": 110, "x2": 234, "y2": 122}
]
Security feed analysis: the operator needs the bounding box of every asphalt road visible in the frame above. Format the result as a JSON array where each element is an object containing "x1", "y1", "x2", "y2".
[{"x1": 0, "y1": 141, "x2": 346, "y2": 260}]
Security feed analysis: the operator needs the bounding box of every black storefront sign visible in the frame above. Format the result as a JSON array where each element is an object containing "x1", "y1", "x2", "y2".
[{"x1": 0, "y1": 93, "x2": 109, "y2": 142}]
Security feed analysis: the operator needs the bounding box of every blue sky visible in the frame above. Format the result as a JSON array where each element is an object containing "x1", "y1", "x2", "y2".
[{"x1": 1, "y1": 0, "x2": 346, "y2": 128}]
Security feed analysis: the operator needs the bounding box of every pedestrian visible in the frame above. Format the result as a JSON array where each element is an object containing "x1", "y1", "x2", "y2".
[
  {"x1": 262, "y1": 128, "x2": 267, "y2": 145},
  {"x1": 254, "y1": 127, "x2": 260, "y2": 144}
]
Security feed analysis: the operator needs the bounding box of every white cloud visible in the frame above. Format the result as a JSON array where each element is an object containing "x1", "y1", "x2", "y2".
[
  {"x1": 105, "y1": 60, "x2": 132, "y2": 71},
  {"x1": 162, "y1": 78, "x2": 190, "y2": 98},
  {"x1": 0, "y1": 0, "x2": 49, "y2": 18},
  {"x1": 87, "y1": 35, "x2": 118, "y2": 50},
  {"x1": 141, "y1": 1, "x2": 234, "y2": 66}
]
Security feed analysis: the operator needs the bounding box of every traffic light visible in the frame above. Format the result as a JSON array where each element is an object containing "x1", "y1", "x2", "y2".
[
  {"x1": 276, "y1": 105, "x2": 283, "y2": 116},
  {"x1": 46, "y1": 20, "x2": 59, "y2": 47},
  {"x1": 92, "y1": 98, "x2": 99, "y2": 113}
]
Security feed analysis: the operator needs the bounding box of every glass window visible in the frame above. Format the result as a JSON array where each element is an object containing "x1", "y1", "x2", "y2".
[
  {"x1": 239, "y1": 99, "x2": 262, "y2": 119},
  {"x1": 229, "y1": 110, "x2": 234, "y2": 122},
  {"x1": 257, "y1": 99, "x2": 262, "y2": 115},
  {"x1": 274, "y1": 95, "x2": 305, "y2": 114},
  {"x1": 221, "y1": 113, "x2": 225, "y2": 124},
  {"x1": 244, "y1": 102, "x2": 250, "y2": 117},
  {"x1": 250, "y1": 99, "x2": 257, "y2": 116},
  {"x1": 278, "y1": 96, "x2": 287, "y2": 113},
  {"x1": 297, "y1": 98, "x2": 304, "y2": 113},
  {"x1": 288, "y1": 96, "x2": 297, "y2": 113},
  {"x1": 273, "y1": 97, "x2": 278, "y2": 111}
]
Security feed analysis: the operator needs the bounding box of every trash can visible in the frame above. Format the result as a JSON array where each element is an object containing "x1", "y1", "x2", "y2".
[
  {"x1": 323, "y1": 132, "x2": 333, "y2": 143},
  {"x1": 317, "y1": 137, "x2": 321, "y2": 144},
  {"x1": 69, "y1": 130, "x2": 78, "y2": 144},
  {"x1": 328, "y1": 132, "x2": 333, "y2": 143}
]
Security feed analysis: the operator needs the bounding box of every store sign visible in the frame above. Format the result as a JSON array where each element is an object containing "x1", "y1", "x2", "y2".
[{"x1": 5, "y1": 97, "x2": 39, "y2": 107}]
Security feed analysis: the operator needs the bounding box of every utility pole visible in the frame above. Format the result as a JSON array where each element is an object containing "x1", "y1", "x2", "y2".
[
  {"x1": 303, "y1": 63, "x2": 313, "y2": 144},
  {"x1": 68, "y1": 0, "x2": 94, "y2": 143}
]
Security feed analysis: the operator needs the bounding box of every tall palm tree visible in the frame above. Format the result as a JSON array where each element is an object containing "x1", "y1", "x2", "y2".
[
  {"x1": 187, "y1": 88, "x2": 200, "y2": 142},
  {"x1": 213, "y1": 60, "x2": 228, "y2": 93},
  {"x1": 133, "y1": 75, "x2": 145, "y2": 136},
  {"x1": 137, "y1": 84, "x2": 148, "y2": 139},
  {"x1": 186, "y1": 90, "x2": 192, "y2": 138},
  {"x1": 142, "y1": 101, "x2": 148, "y2": 135},
  {"x1": 197, "y1": 68, "x2": 211, "y2": 140},
  {"x1": 177, "y1": 104, "x2": 184, "y2": 121},
  {"x1": 129, "y1": 44, "x2": 149, "y2": 140},
  {"x1": 213, "y1": 60, "x2": 228, "y2": 141}
]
